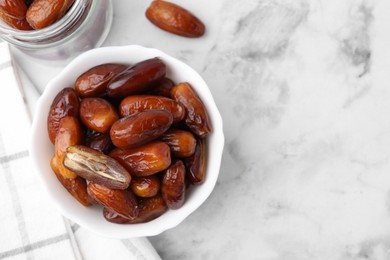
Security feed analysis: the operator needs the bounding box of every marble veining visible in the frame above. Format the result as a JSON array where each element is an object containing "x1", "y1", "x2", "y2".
[
  {"x1": 11, "y1": 0, "x2": 390, "y2": 259},
  {"x1": 150, "y1": 0, "x2": 390, "y2": 259}
]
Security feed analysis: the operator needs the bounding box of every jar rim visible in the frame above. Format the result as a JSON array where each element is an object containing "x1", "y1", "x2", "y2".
[{"x1": 0, "y1": 0, "x2": 94, "y2": 48}]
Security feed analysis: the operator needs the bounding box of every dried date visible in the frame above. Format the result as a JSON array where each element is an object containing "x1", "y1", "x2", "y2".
[
  {"x1": 119, "y1": 95, "x2": 185, "y2": 123},
  {"x1": 103, "y1": 193, "x2": 167, "y2": 224},
  {"x1": 161, "y1": 160, "x2": 186, "y2": 209},
  {"x1": 87, "y1": 182, "x2": 139, "y2": 220},
  {"x1": 0, "y1": 10, "x2": 32, "y2": 30},
  {"x1": 110, "y1": 141, "x2": 171, "y2": 177},
  {"x1": 171, "y1": 82, "x2": 211, "y2": 137},
  {"x1": 50, "y1": 156, "x2": 91, "y2": 206},
  {"x1": 64, "y1": 145, "x2": 131, "y2": 190},
  {"x1": 184, "y1": 138, "x2": 206, "y2": 185},
  {"x1": 80, "y1": 97, "x2": 119, "y2": 134},
  {"x1": 47, "y1": 87, "x2": 80, "y2": 144},
  {"x1": 54, "y1": 116, "x2": 83, "y2": 179},
  {"x1": 0, "y1": 0, "x2": 28, "y2": 19},
  {"x1": 147, "y1": 77, "x2": 175, "y2": 97},
  {"x1": 110, "y1": 110, "x2": 173, "y2": 149},
  {"x1": 26, "y1": 0, "x2": 74, "y2": 29},
  {"x1": 160, "y1": 129, "x2": 196, "y2": 158},
  {"x1": 107, "y1": 58, "x2": 166, "y2": 98},
  {"x1": 75, "y1": 63, "x2": 126, "y2": 98},
  {"x1": 85, "y1": 131, "x2": 114, "y2": 154},
  {"x1": 130, "y1": 175, "x2": 161, "y2": 198},
  {"x1": 146, "y1": 0, "x2": 205, "y2": 38}
]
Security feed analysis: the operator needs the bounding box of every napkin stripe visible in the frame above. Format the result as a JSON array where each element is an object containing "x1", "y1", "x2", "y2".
[
  {"x1": 0, "y1": 150, "x2": 80, "y2": 260},
  {"x1": 122, "y1": 240, "x2": 147, "y2": 260},
  {"x1": 71, "y1": 223, "x2": 80, "y2": 233},
  {"x1": 63, "y1": 219, "x2": 82, "y2": 260},
  {"x1": 0, "y1": 233, "x2": 69, "y2": 259},
  {"x1": 0, "y1": 134, "x2": 33, "y2": 259},
  {"x1": 0, "y1": 150, "x2": 28, "y2": 164},
  {"x1": 0, "y1": 137, "x2": 76, "y2": 259}
]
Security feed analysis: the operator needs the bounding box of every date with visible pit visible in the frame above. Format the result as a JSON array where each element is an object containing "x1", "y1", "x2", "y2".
[{"x1": 47, "y1": 57, "x2": 211, "y2": 224}]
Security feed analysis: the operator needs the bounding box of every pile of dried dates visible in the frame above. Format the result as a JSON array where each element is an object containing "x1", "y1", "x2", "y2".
[
  {"x1": 47, "y1": 57, "x2": 212, "y2": 224},
  {"x1": 0, "y1": 0, "x2": 74, "y2": 30}
]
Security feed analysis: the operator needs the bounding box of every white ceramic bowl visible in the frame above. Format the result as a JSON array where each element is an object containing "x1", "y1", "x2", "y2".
[{"x1": 29, "y1": 45, "x2": 224, "y2": 238}]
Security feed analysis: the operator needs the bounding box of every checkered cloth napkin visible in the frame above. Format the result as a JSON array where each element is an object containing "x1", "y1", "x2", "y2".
[{"x1": 0, "y1": 41, "x2": 161, "y2": 260}]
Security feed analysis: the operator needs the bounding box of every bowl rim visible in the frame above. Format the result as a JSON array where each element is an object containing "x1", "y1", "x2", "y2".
[{"x1": 29, "y1": 45, "x2": 225, "y2": 238}]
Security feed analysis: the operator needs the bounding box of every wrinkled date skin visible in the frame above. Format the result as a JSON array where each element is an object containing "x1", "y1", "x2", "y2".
[
  {"x1": 110, "y1": 141, "x2": 171, "y2": 177},
  {"x1": 184, "y1": 138, "x2": 206, "y2": 185},
  {"x1": 119, "y1": 95, "x2": 185, "y2": 123},
  {"x1": 162, "y1": 160, "x2": 186, "y2": 209},
  {"x1": 146, "y1": 0, "x2": 205, "y2": 38},
  {"x1": 54, "y1": 116, "x2": 83, "y2": 179},
  {"x1": 80, "y1": 98, "x2": 119, "y2": 134},
  {"x1": 47, "y1": 87, "x2": 80, "y2": 144},
  {"x1": 64, "y1": 145, "x2": 131, "y2": 190},
  {"x1": 75, "y1": 64, "x2": 127, "y2": 98},
  {"x1": 110, "y1": 110, "x2": 173, "y2": 149},
  {"x1": 0, "y1": 11, "x2": 31, "y2": 30},
  {"x1": 87, "y1": 182, "x2": 139, "y2": 220},
  {"x1": 85, "y1": 130, "x2": 114, "y2": 154},
  {"x1": 147, "y1": 77, "x2": 175, "y2": 97},
  {"x1": 0, "y1": 3, "x2": 32, "y2": 30},
  {"x1": 0, "y1": 0, "x2": 27, "y2": 19},
  {"x1": 26, "y1": 0, "x2": 74, "y2": 29},
  {"x1": 171, "y1": 82, "x2": 211, "y2": 137},
  {"x1": 107, "y1": 58, "x2": 166, "y2": 98},
  {"x1": 160, "y1": 129, "x2": 196, "y2": 158},
  {"x1": 130, "y1": 175, "x2": 161, "y2": 198},
  {"x1": 103, "y1": 193, "x2": 167, "y2": 224},
  {"x1": 50, "y1": 156, "x2": 91, "y2": 206}
]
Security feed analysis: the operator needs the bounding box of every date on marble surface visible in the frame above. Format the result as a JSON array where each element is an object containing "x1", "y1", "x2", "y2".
[{"x1": 146, "y1": 0, "x2": 205, "y2": 38}]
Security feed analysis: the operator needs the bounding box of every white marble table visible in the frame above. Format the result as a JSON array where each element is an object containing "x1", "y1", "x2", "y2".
[{"x1": 12, "y1": 0, "x2": 390, "y2": 259}]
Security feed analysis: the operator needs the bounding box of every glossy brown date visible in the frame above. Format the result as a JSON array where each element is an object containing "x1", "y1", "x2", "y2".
[
  {"x1": 64, "y1": 145, "x2": 131, "y2": 190},
  {"x1": 184, "y1": 138, "x2": 206, "y2": 185},
  {"x1": 161, "y1": 160, "x2": 186, "y2": 209},
  {"x1": 110, "y1": 141, "x2": 171, "y2": 177},
  {"x1": 146, "y1": 0, "x2": 205, "y2": 38},
  {"x1": 103, "y1": 193, "x2": 167, "y2": 224},
  {"x1": 80, "y1": 98, "x2": 119, "y2": 134},
  {"x1": 0, "y1": 0, "x2": 32, "y2": 30},
  {"x1": 0, "y1": 0, "x2": 28, "y2": 19},
  {"x1": 160, "y1": 129, "x2": 196, "y2": 158},
  {"x1": 85, "y1": 131, "x2": 114, "y2": 154},
  {"x1": 0, "y1": 11, "x2": 31, "y2": 30},
  {"x1": 171, "y1": 82, "x2": 211, "y2": 137},
  {"x1": 54, "y1": 116, "x2": 83, "y2": 179},
  {"x1": 75, "y1": 64, "x2": 127, "y2": 98},
  {"x1": 26, "y1": 0, "x2": 74, "y2": 29},
  {"x1": 107, "y1": 58, "x2": 166, "y2": 98},
  {"x1": 87, "y1": 182, "x2": 139, "y2": 220},
  {"x1": 47, "y1": 87, "x2": 80, "y2": 144},
  {"x1": 147, "y1": 77, "x2": 175, "y2": 97},
  {"x1": 130, "y1": 175, "x2": 161, "y2": 198},
  {"x1": 50, "y1": 156, "x2": 91, "y2": 206},
  {"x1": 0, "y1": 9, "x2": 32, "y2": 30},
  {"x1": 110, "y1": 110, "x2": 173, "y2": 149},
  {"x1": 119, "y1": 95, "x2": 185, "y2": 123}
]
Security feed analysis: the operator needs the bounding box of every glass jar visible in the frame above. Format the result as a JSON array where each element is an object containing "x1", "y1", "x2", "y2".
[{"x1": 0, "y1": 0, "x2": 112, "y2": 63}]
